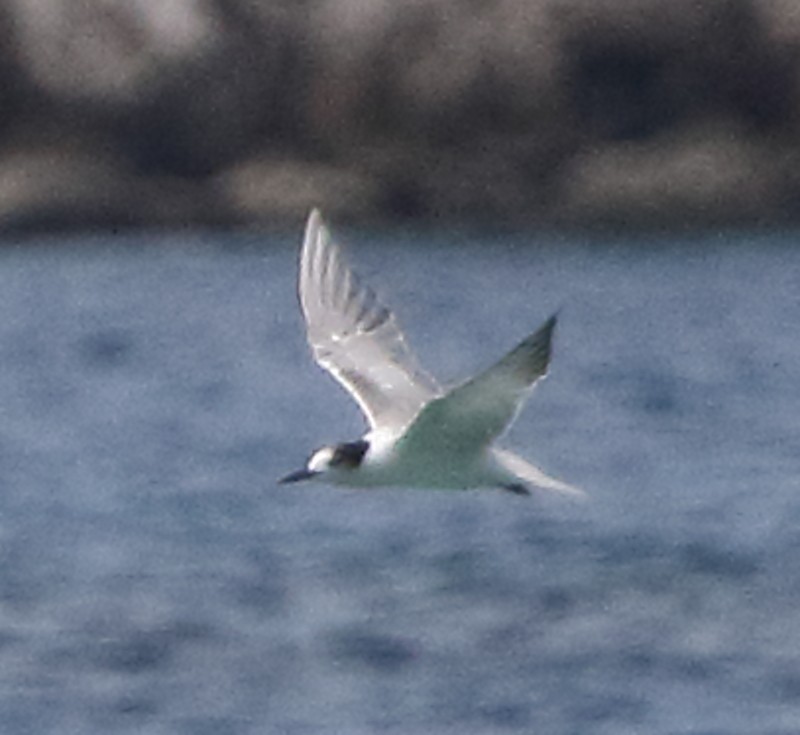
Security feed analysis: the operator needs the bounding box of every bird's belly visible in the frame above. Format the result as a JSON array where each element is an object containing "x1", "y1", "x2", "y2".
[{"x1": 352, "y1": 448, "x2": 496, "y2": 490}]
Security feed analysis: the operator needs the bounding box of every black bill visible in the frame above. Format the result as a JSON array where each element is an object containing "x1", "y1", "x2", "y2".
[{"x1": 278, "y1": 468, "x2": 319, "y2": 484}]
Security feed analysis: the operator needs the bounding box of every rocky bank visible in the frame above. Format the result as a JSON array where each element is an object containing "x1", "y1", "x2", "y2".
[{"x1": 1, "y1": 0, "x2": 800, "y2": 232}]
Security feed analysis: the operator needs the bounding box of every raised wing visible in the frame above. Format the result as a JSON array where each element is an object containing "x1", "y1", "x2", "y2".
[
  {"x1": 298, "y1": 209, "x2": 441, "y2": 431},
  {"x1": 397, "y1": 315, "x2": 557, "y2": 455}
]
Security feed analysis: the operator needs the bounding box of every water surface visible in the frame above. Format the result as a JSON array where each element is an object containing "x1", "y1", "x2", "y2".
[{"x1": 0, "y1": 228, "x2": 798, "y2": 734}]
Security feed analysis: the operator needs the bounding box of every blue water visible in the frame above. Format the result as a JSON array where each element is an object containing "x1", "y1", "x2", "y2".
[{"x1": 0, "y1": 228, "x2": 799, "y2": 734}]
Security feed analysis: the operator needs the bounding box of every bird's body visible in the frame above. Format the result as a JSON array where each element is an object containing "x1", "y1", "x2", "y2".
[
  {"x1": 324, "y1": 429, "x2": 507, "y2": 490},
  {"x1": 280, "y1": 209, "x2": 580, "y2": 498}
]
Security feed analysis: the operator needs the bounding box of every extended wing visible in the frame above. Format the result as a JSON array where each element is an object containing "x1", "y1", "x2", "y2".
[
  {"x1": 298, "y1": 209, "x2": 441, "y2": 432},
  {"x1": 397, "y1": 315, "x2": 557, "y2": 455}
]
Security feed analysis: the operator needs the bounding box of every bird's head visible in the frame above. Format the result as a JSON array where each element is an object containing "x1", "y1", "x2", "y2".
[{"x1": 279, "y1": 439, "x2": 369, "y2": 484}]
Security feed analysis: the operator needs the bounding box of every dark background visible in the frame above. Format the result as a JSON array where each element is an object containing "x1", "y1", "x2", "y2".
[{"x1": 2, "y1": 0, "x2": 800, "y2": 232}]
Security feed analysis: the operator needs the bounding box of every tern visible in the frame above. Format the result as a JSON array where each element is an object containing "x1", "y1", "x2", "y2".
[{"x1": 280, "y1": 210, "x2": 580, "y2": 497}]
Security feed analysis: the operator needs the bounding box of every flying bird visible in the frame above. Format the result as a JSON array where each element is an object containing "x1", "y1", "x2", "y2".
[{"x1": 280, "y1": 210, "x2": 580, "y2": 497}]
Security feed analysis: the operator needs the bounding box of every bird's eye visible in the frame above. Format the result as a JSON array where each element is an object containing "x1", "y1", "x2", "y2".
[{"x1": 329, "y1": 440, "x2": 369, "y2": 468}]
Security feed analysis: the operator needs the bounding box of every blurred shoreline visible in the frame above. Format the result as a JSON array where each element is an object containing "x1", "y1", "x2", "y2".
[{"x1": 2, "y1": 0, "x2": 800, "y2": 233}]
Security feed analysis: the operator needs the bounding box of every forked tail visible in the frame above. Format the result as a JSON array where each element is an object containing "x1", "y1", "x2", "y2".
[{"x1": 493, "y1": 448, "x2": 585, "y2": 498}]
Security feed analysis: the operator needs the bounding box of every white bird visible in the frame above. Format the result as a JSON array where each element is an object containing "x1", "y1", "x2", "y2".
[{"x1": 280, "y1": 209, "x2": 581, "y2": 497}]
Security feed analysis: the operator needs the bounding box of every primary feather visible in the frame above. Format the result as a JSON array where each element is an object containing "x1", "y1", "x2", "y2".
[
  {"x1": 396, "y1": 316, "x2": 557, "y2": 457},
  {"x1": 298, "y1": 209, "x2": 441, "y2": 432}
]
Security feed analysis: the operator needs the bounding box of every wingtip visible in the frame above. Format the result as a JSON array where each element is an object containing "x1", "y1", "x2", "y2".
[
  {"x1": 303, "y1": 208, "x2": 333, "y2": 260},
  {"x1": 528, "y1": 312, "x2": 558, "y2": 359},
  {"x1": 537, "y1": 313, "x2": 559, "y2": 356},
  {"x1": 305, "y1": 207, "x2": 324, "y2": 235}
]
